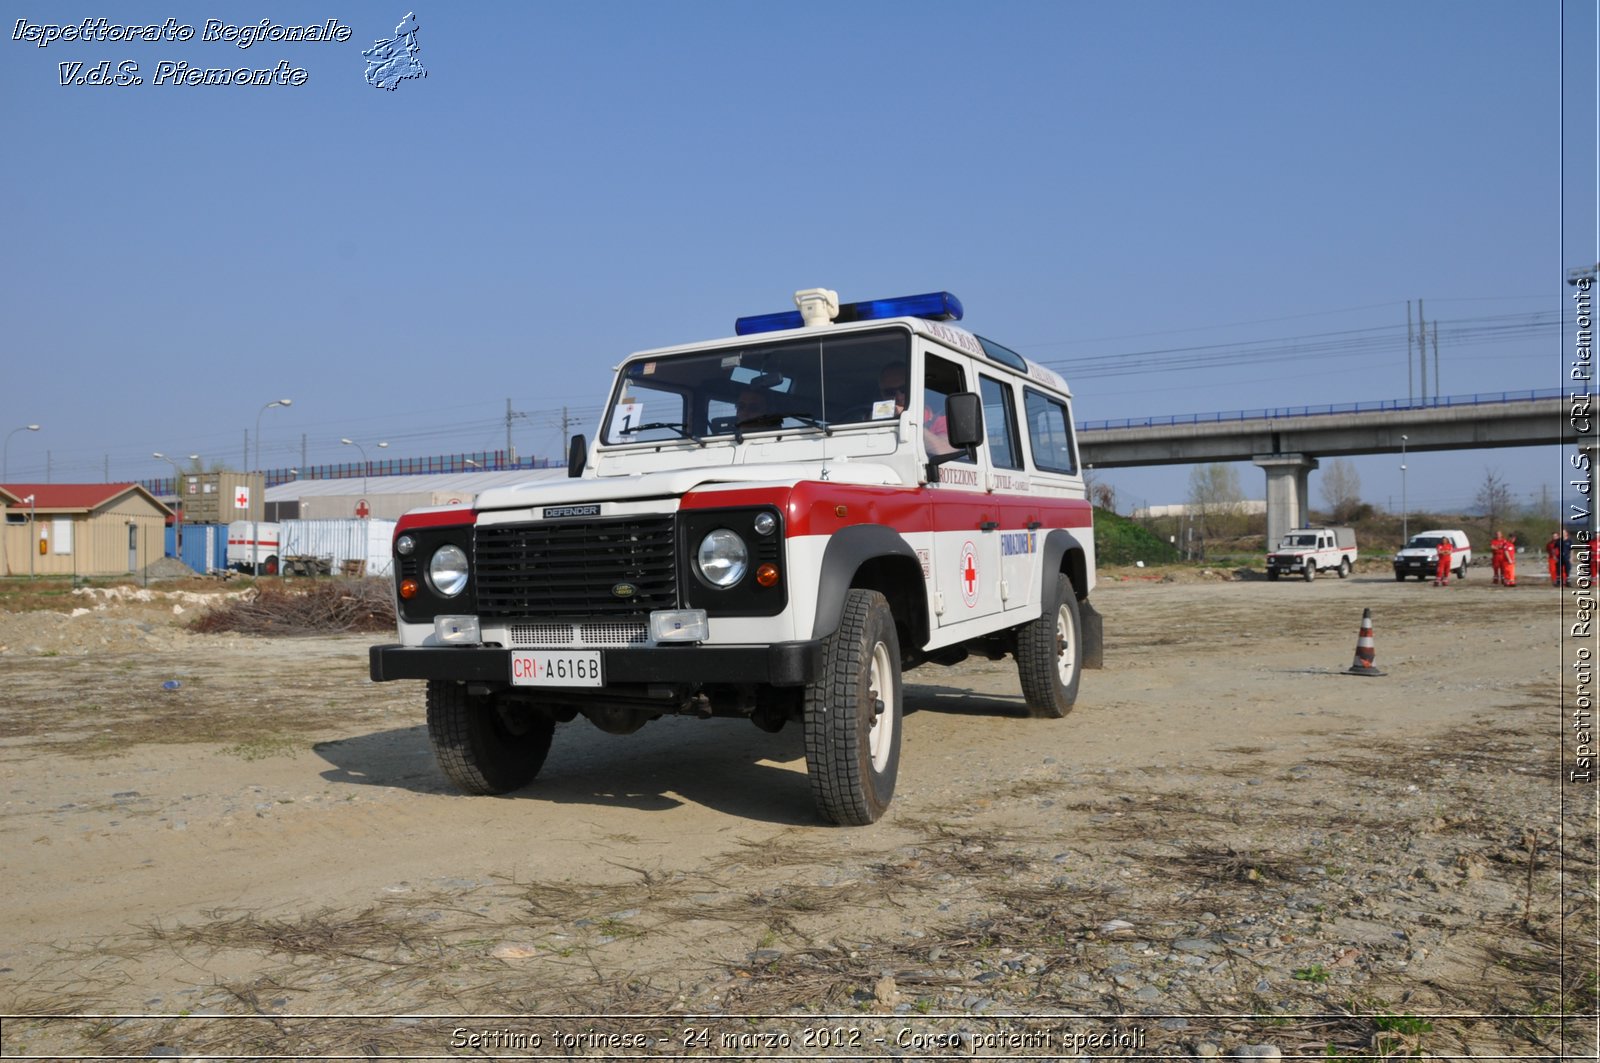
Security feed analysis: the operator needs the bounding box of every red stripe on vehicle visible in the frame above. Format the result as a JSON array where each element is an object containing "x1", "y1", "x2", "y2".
[
  {"x1": 396, "y1": 508, "x2": 477, "y2": 533},
  {"x1": 683, "y1": 483, "x2": 1092, "y2": 537}
]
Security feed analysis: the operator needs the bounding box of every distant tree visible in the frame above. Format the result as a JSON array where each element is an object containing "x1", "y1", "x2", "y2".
[
  {"x1": 1187, "y1": 463, "x2": 1247, "y2": 540},
  {"x1": 1320, "y1": 459, "x2": 1362, "y2": 523},
  {"x1": 1476, "y1": 468, "x2": 1513, "y2": 528},
  {"x1": 1090, "y1": 480, "x2": 1117, "y2": 512}
]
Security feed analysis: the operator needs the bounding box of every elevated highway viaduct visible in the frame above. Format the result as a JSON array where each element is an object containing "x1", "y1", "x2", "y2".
[{"x1": 1076, "y1": 390, "x2": 1582, "y2": 543}]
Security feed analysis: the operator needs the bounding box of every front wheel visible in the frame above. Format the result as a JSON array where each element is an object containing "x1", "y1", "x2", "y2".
[
  {"x1": 1394, "y1": 570, "x2": 1406, "y2": 582},
  {"x1": 1015, "y1": 573, "x2": 1083, "y2": 718},
  {"x1": 1267, "y1": 569, "x2": 1280, "y2": 582},
  {"x1": 1303, "y1": 561, "x2": 1316, "y2": 582},
  {"x1": 426, "y1": 680, "x2": 554, "y2": 795},
  {"x1": 804, "y1": 589, "x2": 901, "y2": 826}
]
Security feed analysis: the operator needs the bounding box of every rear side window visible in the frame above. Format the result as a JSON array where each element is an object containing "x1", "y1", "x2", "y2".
[
  {"x1": 1023, "y1": 388, "x2": 1078, "y2": 474},
  {"x1": 979, "y1": 376, "x2": 1022, "y2": 470}
]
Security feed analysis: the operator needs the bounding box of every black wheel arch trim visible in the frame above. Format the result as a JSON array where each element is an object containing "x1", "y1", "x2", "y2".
[
  {"x1": 811, "y1": 524, "x2": 926, "y2": 644},
  {"x1": 1039, "y1": 528, "x2": 1103, "y2": 669}
]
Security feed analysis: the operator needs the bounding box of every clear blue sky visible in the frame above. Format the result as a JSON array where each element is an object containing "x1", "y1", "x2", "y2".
[{"x1": 3, "y1": 1, "x2": 1595, "y2": 519}]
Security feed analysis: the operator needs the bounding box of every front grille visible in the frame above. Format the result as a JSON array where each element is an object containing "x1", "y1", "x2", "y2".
[
  {"x1": 507, "y1": 621, "x2": 650, "y2": 647},
  {"x1": 476, "y1": 516, "x2": 677, "y2": 619}
]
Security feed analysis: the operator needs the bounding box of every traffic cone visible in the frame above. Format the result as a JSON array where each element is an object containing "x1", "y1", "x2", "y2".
[{"x1": 1345, "y1": 608, "x2": 1383, "y2": 677}]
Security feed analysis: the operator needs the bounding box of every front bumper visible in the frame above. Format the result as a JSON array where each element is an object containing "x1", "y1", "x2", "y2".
[
  {"x1": 1394, "y1": 558, "x2": 1439, "y2": 574},
  {"x1": 370, "y1": 641, "x2": 826, "y2": 688}
]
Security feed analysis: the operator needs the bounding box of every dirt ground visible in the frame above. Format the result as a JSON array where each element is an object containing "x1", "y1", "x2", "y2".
[{"x1": 0, "y1": 568, "x2": 1593, "y2": 1060}]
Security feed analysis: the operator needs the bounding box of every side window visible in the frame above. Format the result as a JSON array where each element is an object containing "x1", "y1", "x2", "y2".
[
  {"x1": 923, "y1": 352, "x2": 974, "y2": 463},
  {"x1": 979, "y1": 376, "x2": 1022, "y2": 470},
  {"x1": 1023, "y1": 388, "x2": 1078, "y2": 474}
]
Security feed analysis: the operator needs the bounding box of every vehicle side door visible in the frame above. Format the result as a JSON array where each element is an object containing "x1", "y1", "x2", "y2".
[
  {"x1": 980, "y1": 374, "x2": 1040, "y2": 615},
  {"x1": 924, "y1": 349, "x2": 1003, "y2": 628}
]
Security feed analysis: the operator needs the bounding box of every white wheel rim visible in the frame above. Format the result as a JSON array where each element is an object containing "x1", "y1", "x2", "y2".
[
  {"x1": 866, "y1": 640, "x2": 895, "y2": 772},
  {"x1": 1055, "y1": 604, "x2": 1077, "y2": 687}
]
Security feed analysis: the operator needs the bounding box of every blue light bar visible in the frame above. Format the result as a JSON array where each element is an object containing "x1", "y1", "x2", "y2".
[{"x1": 735, "y1": 291, "x2": 964, "y2": 336}]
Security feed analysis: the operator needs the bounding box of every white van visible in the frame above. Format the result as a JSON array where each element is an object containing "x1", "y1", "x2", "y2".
[{"x1": 1393, "y1": 529, "x2": 1471, "y2": 581}]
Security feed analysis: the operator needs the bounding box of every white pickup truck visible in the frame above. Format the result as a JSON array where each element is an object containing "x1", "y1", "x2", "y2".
[{"x1": 1265, "y1": 526, "x2": 1357, "y2": 582}]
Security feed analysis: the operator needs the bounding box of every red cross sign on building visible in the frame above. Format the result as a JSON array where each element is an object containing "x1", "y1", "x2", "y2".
[
  {"x1": 356, "y1": 499, "x2": 371, "y2": 518},
  {"x1": 234, "y1": 486, "x2": 251, "y2": 510}
]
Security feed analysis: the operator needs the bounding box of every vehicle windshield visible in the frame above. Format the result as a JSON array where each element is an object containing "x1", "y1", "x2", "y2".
[
  {"x1": 602, "y1": 329, "x2": 910, "y2": 444},
  {"x1": 1406, "y1": 536, "x2": 1443, "y2": 549},
  {"x1": 1284, "y1": 534, "x2": 1318, "y2": 547}
]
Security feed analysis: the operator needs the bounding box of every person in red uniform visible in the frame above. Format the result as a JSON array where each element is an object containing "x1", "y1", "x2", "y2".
[
  {"x1": 1501, "y1": 533, "x2": 1518, "y2": 587},
  {"x1": 1434, "y1": 535, "x2": 1454, "y2": 586},
  {"x1": 1489, "y1": 532, "x2": 1509, "y2": 585},
  {"x1": 1547, "y1": 531, "x2": 1563, "y2": 587}
]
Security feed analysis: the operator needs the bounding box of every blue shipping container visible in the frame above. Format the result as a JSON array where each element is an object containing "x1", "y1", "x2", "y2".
[{"x1": 163, "y1": 523, "x2": 228, "y2": 574}]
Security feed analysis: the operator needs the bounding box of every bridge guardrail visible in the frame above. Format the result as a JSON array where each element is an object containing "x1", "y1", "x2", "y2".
[{"x1": 1077, "y1": 388, "x2": 1566, "y2": 432}]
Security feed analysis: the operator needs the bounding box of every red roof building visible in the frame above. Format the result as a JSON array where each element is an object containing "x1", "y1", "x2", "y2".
[{"x1": 1, "y1": 484, "x2": 172, "y2": 578}]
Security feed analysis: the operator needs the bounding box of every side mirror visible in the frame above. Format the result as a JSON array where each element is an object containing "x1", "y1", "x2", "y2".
[
  {"x1": 567, "y1": 434, "x2": 587, "y2": 478},
  {"x1": 945, "y1": 392, "x2": 983, "y2": 449}
]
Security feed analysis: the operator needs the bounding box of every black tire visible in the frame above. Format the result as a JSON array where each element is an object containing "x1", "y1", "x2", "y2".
[
  {"x1": 1338, "y1": 558, "x2": 1350, "y2": 579},
  {"x1": 1267, "y1": 569, "x2": 1280, "y2": 582},
  {"x1": 1456, "y1": 562, "x2": 1467, "y2": 580},
  {"x1": 1015, "y1": 573, "x2": 1083, "y2": 719},
  {"x1": 1394, "y1": 570, "x2": 1406, "y2": 582},
  {"x1": 803, "y1": 589, "x2": 901, "y2": 826},
  {"x1": 1303, "y1": 561, "x2": 1316, "y2": 582},
  {"x1": 426, "y1": 680, "x2": 554, "y2": 795}
]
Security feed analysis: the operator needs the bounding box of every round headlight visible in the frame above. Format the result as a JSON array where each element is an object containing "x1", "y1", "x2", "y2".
[
  {"x1": 395, "y1": 534, "x2": 415, "y2": 557},
  {"x1": 697, "y1": 529, "x2": 748, "y2": 587},
  {"x1": 752, "y1": 511, "x2": 777, "y2": 536},
  {"x1": 428, "y1": 544, "x2": 469, "y2": 597}
]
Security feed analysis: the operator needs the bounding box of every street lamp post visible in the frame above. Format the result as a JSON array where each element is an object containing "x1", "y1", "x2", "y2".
[
  {"x1": 24, "y1": 494, "x2": 36, "y2": 580},
  {"x1": 154, "y1": 453, "x2": 199, "y2": 561},
  {"x1": 254, "y1": 399, "x2": 292, "y2": 473},
  {"x1": 1400, "y1": 434, "x2": 1409, "y2": 544},
  {"x1": 252, "y1": 399, "x2": 291, "y2": 575},
  {"x1": 4, "y1": 424, "x2": 41, "y2": 481},
  {"x1": 340, "y1": 438, "x2": 388, "y2": 496}
]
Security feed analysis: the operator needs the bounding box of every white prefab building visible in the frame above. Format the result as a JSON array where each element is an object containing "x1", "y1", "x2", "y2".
[{"x1": 265, "y1": 470, "x2": 565, "y2": 521}]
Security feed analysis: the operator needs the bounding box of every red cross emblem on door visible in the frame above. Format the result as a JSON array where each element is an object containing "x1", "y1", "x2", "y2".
[{"x1": 959, "y1": 540, "x2": 979, "y2": 608}]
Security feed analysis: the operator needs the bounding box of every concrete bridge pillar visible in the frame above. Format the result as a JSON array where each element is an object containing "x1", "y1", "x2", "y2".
[{"x1": 1254, "y1": 453, "x2": 1319, "y2": 546}]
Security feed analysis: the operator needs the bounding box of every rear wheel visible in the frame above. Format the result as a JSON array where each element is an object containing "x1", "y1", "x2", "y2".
[
  {"x1": 1015, "y1": 573, "x2": 1083, "y2": 718},
  {"x1": 426, "y1": 680, "x2": 554, "y2": 795},
  {"x1": 804, "y1": 589, "x2": 901, "y2": 826},
  {"x1": 1338, "y1": 558, "x2": 1351, "y2": 578}
]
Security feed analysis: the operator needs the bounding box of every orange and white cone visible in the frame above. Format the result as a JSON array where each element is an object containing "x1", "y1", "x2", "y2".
[{"x1": 1345, "y1": 608, "x2": 1383, "y2": 677}]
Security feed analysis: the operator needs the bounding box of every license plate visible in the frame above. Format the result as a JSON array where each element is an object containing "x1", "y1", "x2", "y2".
[{"x1": 510, "y1": 650, "x2": 604, "y2": 688}]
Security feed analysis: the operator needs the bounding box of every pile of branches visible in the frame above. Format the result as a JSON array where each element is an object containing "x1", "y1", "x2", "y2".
[{"x1": 191, "y1": 580, "x2": 395, "y2": 636}]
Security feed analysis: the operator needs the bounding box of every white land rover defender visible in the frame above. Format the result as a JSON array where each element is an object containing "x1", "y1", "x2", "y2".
[{"x1": 370, "y1": 288, "x2": 1103, "y2": 825}]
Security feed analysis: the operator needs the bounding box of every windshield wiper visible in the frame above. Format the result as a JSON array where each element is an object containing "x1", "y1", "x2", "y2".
[
  {"x1": 620, "y1": 422, "x2": 703, "y2": 446},
  {"x1": 769, "y1": 411, "x2": 834, "y2": 436}
]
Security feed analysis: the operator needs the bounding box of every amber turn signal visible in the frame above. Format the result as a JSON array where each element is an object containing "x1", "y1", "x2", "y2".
[
  {"x1": 399, "y1": 578, "x2": 419, "y2": 599},
  {"x1": 755, "y1": 563, "x2": 779, "y2": 587}
]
